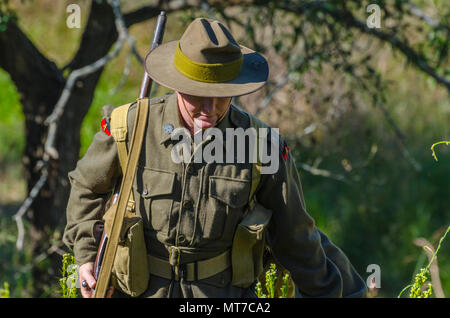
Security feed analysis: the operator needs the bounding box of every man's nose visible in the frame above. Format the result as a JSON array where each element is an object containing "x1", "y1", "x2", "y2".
[{"x1": 201, "y1": 98, "x2": 214, "y2": 113}]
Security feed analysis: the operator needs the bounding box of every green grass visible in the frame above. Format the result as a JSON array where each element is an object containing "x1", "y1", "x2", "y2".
[
  {"x1": 0, "y1": 205, "x2": 33, "y2": 297},
  {"x1": 0, "y1": 69, "x2": 24, "y2": 166},
  {"x1": 0, "y1": 282, "x2": 10, "y2": 298}
]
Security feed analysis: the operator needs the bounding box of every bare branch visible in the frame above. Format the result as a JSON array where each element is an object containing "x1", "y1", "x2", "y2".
[
  {"x1": 405, "y1": 2, "x2": 441, "y2": 28},
  {"x1": 13, "y1": 241, "x2": 66, "y2": 281},
  {"x1": 296, "y1": 162, "x2": 352, "y2": 185},
  {"x1": 254, "y1": 77, "x2": 289, "y2": 117},
  {"x1": 413, "y1": 238, "x2": 445, "y2": 298},
  {"x1": 123, "y1": 0, "x2": 196, "y2": 27},
  {"x1": 13, "y1": 171, "x2": 48, "y2": 250},
  {"x1": 276, "y1": 1, "x2": 450, "y2": 91}
]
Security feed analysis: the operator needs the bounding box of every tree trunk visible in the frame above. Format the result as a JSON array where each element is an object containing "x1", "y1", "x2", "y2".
[{"x1": 0, "y1": 1, "x2": 117, "y2": 296}]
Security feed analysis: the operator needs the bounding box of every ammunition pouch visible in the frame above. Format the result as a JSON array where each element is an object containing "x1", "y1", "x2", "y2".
[
  {"x1": 102, "y1": 201, "x2": 150, "y2": 297},
  {"x1": 231, "y1": 201, "x2": 272, "y2": 288}
]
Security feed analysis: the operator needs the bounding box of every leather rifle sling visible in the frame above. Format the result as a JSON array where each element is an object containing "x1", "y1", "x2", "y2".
[{"x1": 93, "y1": 98, "x2": 149, "y2": 298}]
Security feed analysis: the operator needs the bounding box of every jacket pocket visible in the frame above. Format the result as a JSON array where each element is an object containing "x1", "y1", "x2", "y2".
[
  {"x1": 205, "y1": 176, "x2": 250, "y2": 240},
  {"x1": 140, "y1": 167, "x2": 176, "y2": 234}
]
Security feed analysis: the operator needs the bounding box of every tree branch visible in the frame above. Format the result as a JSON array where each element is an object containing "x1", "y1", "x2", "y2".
[
  {"x1": 123, "y1": 0, "x2": 196, "y2": 27},
  {"x1": 0, "y1": 22, "x2": 64, "y2": 107},
  {"x1": 296, "y1": 161, "x2": 352, "y2": 184},
  {"x1": 274, "y1": 1, "x2": 450, "y2": 91}
]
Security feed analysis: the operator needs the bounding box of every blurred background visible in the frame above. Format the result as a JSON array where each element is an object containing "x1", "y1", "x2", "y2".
[{"x1": 0, "y1": 0, "x2": 448, "y2": 298}]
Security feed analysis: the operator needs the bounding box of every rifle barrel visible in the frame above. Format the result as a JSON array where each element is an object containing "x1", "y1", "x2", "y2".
[{"x1": 138, "y1": 11, "x2": 167, "y2": 99}]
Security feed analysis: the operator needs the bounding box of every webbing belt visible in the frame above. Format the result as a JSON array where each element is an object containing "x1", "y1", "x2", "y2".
[{"x1": 148, "y1": 250, "x2": 231, "y2": 281}]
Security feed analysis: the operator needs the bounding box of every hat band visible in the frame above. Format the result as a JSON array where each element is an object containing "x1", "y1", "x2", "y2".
[{"x1": 174, "y1": 42, "x2": 243, "y2": 83}]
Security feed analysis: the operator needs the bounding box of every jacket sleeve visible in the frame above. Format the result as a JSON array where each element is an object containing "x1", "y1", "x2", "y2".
[
  {"x1": 256, "y1": 137, "x2": 367, "y2": 298},
  {"x1": 63, "y1": 130, "x2": 121, "y2": 266}
]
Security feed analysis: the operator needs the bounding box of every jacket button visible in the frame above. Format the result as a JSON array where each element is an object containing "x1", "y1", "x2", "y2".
[
  {"x1": 143, "y1": 189, "x2": 148, "y2": 195},
  {"x1": 178, "y1": 234, "x2": 186, "y2": 244}
]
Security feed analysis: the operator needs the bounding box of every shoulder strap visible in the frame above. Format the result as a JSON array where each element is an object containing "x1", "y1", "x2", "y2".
[
  {"x1": 94, "y1": 98, "x2": 149, "y2": 298},
  {"x1": 110, "y1": 102, "x2": 135, "y2": 212},
  {"x1": 110, "y1": 103, "x2": 132, "y2": 175}
]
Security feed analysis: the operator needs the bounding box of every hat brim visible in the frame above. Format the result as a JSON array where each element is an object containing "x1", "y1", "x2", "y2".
[{"x1": 145, "y1": 41, "x2": 269, "y2": 97}]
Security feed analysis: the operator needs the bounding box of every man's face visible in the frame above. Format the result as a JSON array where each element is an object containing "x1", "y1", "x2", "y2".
[{"x1": 177, "y1": 92, "x2": 231, "y2": 132}]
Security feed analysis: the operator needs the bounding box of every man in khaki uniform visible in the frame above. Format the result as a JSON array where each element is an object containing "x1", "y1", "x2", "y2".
[{"x1": 63, "y1": 18, "x2": 367, "y2": 298}]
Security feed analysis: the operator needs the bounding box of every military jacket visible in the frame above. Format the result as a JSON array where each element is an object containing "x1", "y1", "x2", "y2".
[{"x1": 63, "y1": 93, "x2": 367, "y2": 298}]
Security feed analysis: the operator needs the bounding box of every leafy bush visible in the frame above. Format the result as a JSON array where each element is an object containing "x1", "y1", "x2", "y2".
[
  {"x1": 59, "y1": 254, "x2": 78, "y2": 298},
  {"x1": 0, "y1": 282, "x2": 9, "y2": 298},
  {"x1": 256, "y1": 263, "x2": 292, "y2": 298}
]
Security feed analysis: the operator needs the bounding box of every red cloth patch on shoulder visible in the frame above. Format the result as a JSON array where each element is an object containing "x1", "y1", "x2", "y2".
[
  {"x1": 282, "y1": 140, "x2": 290, "y2": 161},
  {"x1": 101, "y1": 118, "x2": 111, "y2": 136}
]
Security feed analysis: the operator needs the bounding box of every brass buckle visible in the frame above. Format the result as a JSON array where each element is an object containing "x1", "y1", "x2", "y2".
[
  {"x1": 168, "y1": 246, "x2": 183, "y2": 281},
  {"x1": 126, "y1": 200, "x2": 135, "y2": 212},
  {"x1": 168, "y1": 246, "x2": 181, "y2": 266}
]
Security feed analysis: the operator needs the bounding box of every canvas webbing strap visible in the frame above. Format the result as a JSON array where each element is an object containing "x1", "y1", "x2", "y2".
[
  {"x1": 93, "y1": 98, "x2": 149, "y2": 298},
  {"x1": 147, "y1": 249, "x2": 231, "y2": 281},
  {"x1": 110, "y1": 103, "x2": 132, "y2": 173},
  {"x1": 110, "y1": 103, "x2": 135, "y2": 212}
]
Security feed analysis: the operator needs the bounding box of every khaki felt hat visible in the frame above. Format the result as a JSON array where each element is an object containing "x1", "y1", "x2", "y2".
[{"x1": 145, "y1": 18, "x2": 269, "y2": 97}]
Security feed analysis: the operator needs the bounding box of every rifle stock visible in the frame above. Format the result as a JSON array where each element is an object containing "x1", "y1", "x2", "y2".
[{"x1": 91, "y1": 11, "x2": 166, "y2": 298}]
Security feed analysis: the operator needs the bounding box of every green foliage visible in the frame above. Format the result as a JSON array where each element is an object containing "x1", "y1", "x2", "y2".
[
  {"x1": 0, "y1": 282, "x2": 10, "y2": 298},
  {"x1": 59, "y1": 253, "x2": 78, "y2": 298},
  {"x1": 255, "y1": 280, "x2": 265, "y2": 298},
  {"x1": 431, "y1": 141, "x2": 450, "y2": 161},
  {"x1": 408, "y1": 269, "x2": 433, "y2": 298},
  {"x1": 265, "y1": 263, "x2": 277, "y2": 298},
  {"x1": 0, "y1": 69, "x2": 24, "y2": 167},
  {"x1": 0, "y1": 207, "x2": 33, "y2": 297},
  {"x1": 280, "y1": 273, "x2": 290, "y2": 298},
  {"x1": 398, "y1": 225, "x2": 450, "y2": 298},
  {"x1": 255, "y1": 264, "x2": 291, "y2": 298},
  {"x1": 0, "y1": 0, "x2": 18, "y2": 32}
]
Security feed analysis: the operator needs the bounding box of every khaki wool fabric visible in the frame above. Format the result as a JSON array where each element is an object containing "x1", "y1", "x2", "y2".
[{"x1": 63, "y1": 93, "x2": 367, "y2": 298}]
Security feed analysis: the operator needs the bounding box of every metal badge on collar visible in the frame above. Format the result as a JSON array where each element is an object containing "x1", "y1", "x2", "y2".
[{"x1": 163, "y1": 124, "x2": 174, "y2": 134}]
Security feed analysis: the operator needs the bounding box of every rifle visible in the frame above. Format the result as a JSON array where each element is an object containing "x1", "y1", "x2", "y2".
[{"x1": 92, "y1": 11, "x2": 167, "y2": 298}]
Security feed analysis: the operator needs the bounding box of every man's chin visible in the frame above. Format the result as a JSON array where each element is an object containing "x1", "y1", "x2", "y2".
[{"x1": 194, "y1": 119, "x2": 217, "y2": 130}]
